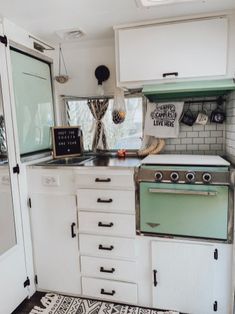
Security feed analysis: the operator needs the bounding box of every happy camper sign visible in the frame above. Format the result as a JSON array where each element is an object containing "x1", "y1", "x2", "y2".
[{"x1": 144, "y1": 102, "x2": 184, "y2": 138}]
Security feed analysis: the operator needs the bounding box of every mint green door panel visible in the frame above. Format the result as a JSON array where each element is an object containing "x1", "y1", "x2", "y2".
[
  {"x1": 140, "y1": 183, "x2": 228, "y2": 239},
  {"x1": 10, "y1": 49, "x2": 54, "y2": 155}
]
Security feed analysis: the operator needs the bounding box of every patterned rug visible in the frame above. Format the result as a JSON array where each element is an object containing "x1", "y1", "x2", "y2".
[{"x1": 30, "y1": 293, "x2": 179, "y2": 314}]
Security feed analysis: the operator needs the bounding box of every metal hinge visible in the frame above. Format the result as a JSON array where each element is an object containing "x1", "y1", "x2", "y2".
[
  {"x1": 13, "y1": 164, "x2": 20, "y2": 174},
  {"x1": 23, "y1": 277, "x2": 30, "y2": 288},
  {"x1": 28, "y1": 198, "x2": 32, "y2": 208},
  {"x1": 35, "y1": 275, "x2": 38, "y2": 285},
  {"x1": 214, "y1": 249, "x2": 218, "y2": 260},
  {"x1": 0, "y1": 35, "x2": 7, "y2": 47},
  {"x1": 213, "y1": 301, "x2": 218, "y2": 312}
]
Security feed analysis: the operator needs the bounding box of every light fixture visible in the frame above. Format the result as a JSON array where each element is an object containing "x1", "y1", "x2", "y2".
[
  {"x1": 55, "y1": 28, "x2": 85, "y2": 41},
  {"x1": 137, "y1": 0, "x2": 202, "y2": 7}
]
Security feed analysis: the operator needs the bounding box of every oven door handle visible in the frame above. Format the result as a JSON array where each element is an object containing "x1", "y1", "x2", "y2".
[{"x1": 148, "y1": 188, "x2": 217, "y2": 196}]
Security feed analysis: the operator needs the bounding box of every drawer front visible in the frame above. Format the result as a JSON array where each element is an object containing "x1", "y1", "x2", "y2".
[
  {"x1": 79, "y1": 212, "x2": 135, "y2": 237},
  {"x1": 81, "y1": 256, "x2": 136, "y2": 282},
  {"x1": 79, "y1": 234, "x2": 136, "y2": 260},
  {"x1": 77, "y1": 189, "x2": 135, "y2": 214},
  {"x1": 27, "y1": 168, "x2": 75, "y2": 194},
  {"x1": 75, "y1": 169, "x2": 134, "y2": 190},
  {"x1": 82, "y1": 277, "x2": 138, "y2": 304}
]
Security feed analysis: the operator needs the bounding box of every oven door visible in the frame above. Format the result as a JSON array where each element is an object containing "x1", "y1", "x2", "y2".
[{"x1": 139, "y1": 182, "x2": 228, "y2": 240}]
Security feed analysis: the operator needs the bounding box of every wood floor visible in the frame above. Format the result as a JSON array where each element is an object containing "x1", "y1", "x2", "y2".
[{"x1": 12, "y1": 292, "x2": 46, "y2": 314}]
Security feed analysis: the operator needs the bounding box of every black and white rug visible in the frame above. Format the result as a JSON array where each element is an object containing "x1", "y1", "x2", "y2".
[{"x1": 30, "y1": 293, "x2": 178, "y2": 314}]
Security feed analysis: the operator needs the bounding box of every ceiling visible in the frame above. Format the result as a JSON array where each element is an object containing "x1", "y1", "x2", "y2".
[{"x1": 0, "y1": 0, "x2": 234, "y2": 44}]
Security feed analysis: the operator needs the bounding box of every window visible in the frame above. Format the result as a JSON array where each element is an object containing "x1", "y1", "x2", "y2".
[
  {"x1": 66, "y1": 97, "x2": 143, "y2": 150},
  {"x1": 10, "y1": 48, "x2": 54, "y2": 156}
]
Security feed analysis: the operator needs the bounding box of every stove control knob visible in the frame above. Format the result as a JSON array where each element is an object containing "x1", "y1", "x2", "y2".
[
  {"x1": 155, "y1": 171, "x2": 163, "y2": 182},
  {"x1": 202, "y1": 172, "x2": 212, "y2": 183},
  {"x1": 170, "y1": 172, "x2": 179, "y2": 182},
  {"x1": 186, "y1": 172, "x2": 195, "y2": 183}
]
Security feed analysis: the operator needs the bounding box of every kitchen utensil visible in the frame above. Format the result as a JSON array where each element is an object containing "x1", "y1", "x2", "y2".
[
  {"x1": 195, "y1": 105, "x2": 208, "y2": 125},
  {"x1": 180, "y1": 109, "x2": 195, "y2": 126}
]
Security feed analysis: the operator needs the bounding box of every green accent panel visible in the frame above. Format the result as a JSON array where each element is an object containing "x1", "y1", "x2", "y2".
[
  {"x1": 140, "y1": 182, "x2": 228, "y2": 239},
  {"x1": 10, "y1": 49, "x2": 54, "y2": 155},
  {"x1": 143, "y1": 79, "x2": 235, "y2": 102}
]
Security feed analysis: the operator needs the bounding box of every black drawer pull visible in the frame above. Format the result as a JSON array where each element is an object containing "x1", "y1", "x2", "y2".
[
  {"x1": 100, "y1": 289, "x2": 115, "y2": 296},
  {"x1": 95, "y1": 178, "x2": 111, "y2": 183},
  {"x1": 98, "y1": 222, "x2": 114, "y2": 228},
  {"x1": 153, "y1": 269, "x2": 158, "y2": 287},
  {"x1": 162, "y1": 72, "x2": 178, "y2": 78},
  {"x1": 100, "y1": 267, "x2": 115, "y2": 273},
  {"x1": 99, "y1": 244, "x2": 114, "y2": 251},
  {"x1": 97, "y1": 198, "x2": 113, "y2": 203},
  {"x1": 71, "y1": 222, "x2": 76, "y2": 238}
]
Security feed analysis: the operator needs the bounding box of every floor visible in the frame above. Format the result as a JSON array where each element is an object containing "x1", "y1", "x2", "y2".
[{"x1": 12, "y1": 292, "x2": 46, "y2": 314}]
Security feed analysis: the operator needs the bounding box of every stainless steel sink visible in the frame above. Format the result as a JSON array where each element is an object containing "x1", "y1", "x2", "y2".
[{"x1": 43, "y1": 156, "x2": 94, "y2": 166}]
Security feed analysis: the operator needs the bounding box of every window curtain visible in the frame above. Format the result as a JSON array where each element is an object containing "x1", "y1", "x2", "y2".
[
  {"x1": 0, "y1": 115, "x2": 6, "y2": 156},
  {"x1": 87, "y1": 99, "x2": 109, "y2": 151}
]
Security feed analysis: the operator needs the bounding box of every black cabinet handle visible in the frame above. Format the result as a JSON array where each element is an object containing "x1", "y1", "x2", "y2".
[
  {"x1": 162, "y1": 72, "x2": 178, "y2": 78},
  {"x1": 95, "y1": 178, "x2": 111, "y2": 183},
  {"x1": 153, "y1": 269, "x2": 158, "y2": 287},
  {"x1": 100, "y1": 289, "x2": 115, "y2": 296},
  {"x1": 71, "y1": 222, "x2": 76, "y2": 238},
  {"x1": 97, "y1": 198, "x2": 113, "y2": 203},
  {"x1": 99, "y1": 244, "x2": 114, "y2": 251},
  {"x1": 100, "y1": 267, "x2": 115, "y2": 273},
  {"x1": 98, "y1": 222, "x2": 114, "y2": 228}
]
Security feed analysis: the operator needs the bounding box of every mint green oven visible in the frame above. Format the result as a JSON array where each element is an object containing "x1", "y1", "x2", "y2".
[{"x1": 140, "y1": 182, "x2": 228, "y2": 240}]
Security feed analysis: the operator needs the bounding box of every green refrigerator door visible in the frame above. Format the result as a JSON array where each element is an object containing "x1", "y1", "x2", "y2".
[{"x1": 140, "y1": 183, "x2": 228, "y2": 239}]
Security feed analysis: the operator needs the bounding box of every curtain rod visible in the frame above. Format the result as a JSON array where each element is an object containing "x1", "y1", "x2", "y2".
[{"x1": 61, "y1": 91, "x2": 142, "y2": 100}]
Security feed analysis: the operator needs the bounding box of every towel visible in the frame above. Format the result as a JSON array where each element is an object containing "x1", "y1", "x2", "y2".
[{"x1": 144, "y1": 102, "x2": 184, "y2": 138}]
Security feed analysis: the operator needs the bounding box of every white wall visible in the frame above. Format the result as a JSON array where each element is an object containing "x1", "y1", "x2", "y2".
[{"x1": 51, "y1": 39, "x2": 116, "y2": 98}]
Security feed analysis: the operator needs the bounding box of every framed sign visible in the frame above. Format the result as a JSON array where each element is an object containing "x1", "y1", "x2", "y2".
[{"x1": 52, "y1": 126, "x2": 83, "y2": 158}]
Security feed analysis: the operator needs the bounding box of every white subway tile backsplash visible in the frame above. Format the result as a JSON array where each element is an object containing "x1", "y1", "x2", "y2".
[
  {"x1": 204, "y1": 125, "x2": 217, "y2": 131},
  {"x1": 162, "y1": 100, "x2": 228, "y2": 156},
  {"x1": 181, "y1": 138, "x2": 193, "y2": 144},
  {"x1": 210, "y1": 131, "x2": 223, "y2": 137},
  {"x1": 199, "y1": 144, "x2": 210, "y2": 151},
  {"x1": 210, "y1": 144, "x2": 223, "y2": 150},
  {"x1": 186, "y1": 131, "x2": 199, "y2": 138},
  {"x1": 187, "y1": 144, "x2": 199, "y2": 151},
  {"x1": 199, "y1": 131, "x2": 210, "y2": 137},
  {"x1": 175, "y1": 144, "x2": 187, "y2": 151},
  {"x1": 193, "y1": 138, "x2": 204, "y2": 144},
  {"x1": 205, "y1": 138, "x2": 217, "y2": 144},
  {"x1": 192, "y1": 125, "x2": 205, "y2": 131}
]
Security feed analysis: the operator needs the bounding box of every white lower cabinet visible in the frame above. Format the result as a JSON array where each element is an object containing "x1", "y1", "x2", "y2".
[
  {"x1": 82, "y1": 277, "x2": 138, "y2": 304},
  {"x1": 151, "y1": 239, "x2": 232, "y2": 314},
  {"x1": 30, "y1": 193, "x2": 81, "y2": 295}
]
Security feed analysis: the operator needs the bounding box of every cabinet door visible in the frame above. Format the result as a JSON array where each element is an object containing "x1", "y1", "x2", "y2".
[
  {"x1": 117, "y1": 17, "x2": 227, "y2": 83},
  {"x1": 151, "y1": 240, "x2": 215, "y2": 314},
  {"x1": 30, "y1": 194, "x2": 81, "y2": 295}
]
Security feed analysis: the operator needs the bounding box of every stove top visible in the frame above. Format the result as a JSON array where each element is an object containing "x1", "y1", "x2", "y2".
[{"x1": 141, "y1": 154, "x2": 230, "y2": 167}]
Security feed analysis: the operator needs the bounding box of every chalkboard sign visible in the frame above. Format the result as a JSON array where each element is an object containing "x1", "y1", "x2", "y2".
[{"x1": 52, "y1": 126, "x2": 83, "y2": 158}]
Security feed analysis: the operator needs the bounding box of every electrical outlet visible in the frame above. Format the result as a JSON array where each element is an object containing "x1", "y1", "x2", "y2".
[{"x1": 42, "y1": 175, "x2": 60, "y2": 186}]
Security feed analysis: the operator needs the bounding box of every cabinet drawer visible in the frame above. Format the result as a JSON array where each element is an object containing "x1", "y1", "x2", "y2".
[
  {"x1": 75, "y1": 169, "x2": 134, "y2": 190},
  {"x1": 81, "y1": 256, "x2": 136, "y2": 282},
  {"x1": 27, "y1": 168, "x2": 75, "y2": 194},
  {"x1": 79, "y1": 234, "x2": 136, "y2": 260},
  {"x1": 82, "y1": 277, "x2": 138, "y2": 304},
  {"x1": 77, "y1": 189, "x2": 135, "y2": 214},
  {"x1": 79, "y1": 212, "x2": 135, "y2": 237}
]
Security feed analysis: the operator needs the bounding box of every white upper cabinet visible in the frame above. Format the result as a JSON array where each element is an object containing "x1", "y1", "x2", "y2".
[{"x1": 115, "y1": 17, "x2": 228, "y2": 86}]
